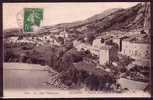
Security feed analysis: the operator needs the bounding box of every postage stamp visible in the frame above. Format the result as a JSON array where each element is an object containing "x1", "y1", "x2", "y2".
[{"x1": 23, "y1": 8, "x2": 43, "y2": 32}]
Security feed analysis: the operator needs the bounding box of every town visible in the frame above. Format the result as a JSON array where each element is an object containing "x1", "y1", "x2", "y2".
[
  {"x1": 3, "y1": 2, "x2": 151, "y2": 95},
  {"x1": 4, "y1": 26, "x2": 151, "y2": 92}
]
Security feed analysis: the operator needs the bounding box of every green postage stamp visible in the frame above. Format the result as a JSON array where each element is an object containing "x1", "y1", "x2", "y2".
[{"x1": 23, "y1": 8, "x2": 43, "y2": 32}]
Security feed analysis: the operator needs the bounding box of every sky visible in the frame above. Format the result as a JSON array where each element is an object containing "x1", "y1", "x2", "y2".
[{"x1": 3, "y1": 2, "x2": 139, "y2": 29}]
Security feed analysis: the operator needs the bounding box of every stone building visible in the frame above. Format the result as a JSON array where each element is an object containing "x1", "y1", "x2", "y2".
[
  {"x1": 92, "y1": 38, "x2": 105, "y2": 48},
  {"x1": 113, "y1": 36, "x2": 128, "y2": 52},
  {"x1": 99, "y1": 45, "x2": 117, "y2": 65},
  {"x1": 7, "y1": 36, "x2": 18, "y2": 43},
  {"x1": 74, "y1": 37, "x2": 118, "y2": 57}
]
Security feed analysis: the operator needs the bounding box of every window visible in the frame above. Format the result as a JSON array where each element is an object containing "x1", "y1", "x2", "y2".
[
  {"x1": 135, "y1": 51, "x2": 137, "y2": 56},
  {"x1": 145, "y1": 50, "x2": 150, "y2": 58},
  {"x1": 146, "y1": 50, "x2": 149, "y2": 54}
]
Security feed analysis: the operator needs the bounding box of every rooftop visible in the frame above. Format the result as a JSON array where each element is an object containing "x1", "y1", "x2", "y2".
[
  {"x1": 122, "y1": 34, "x2": 150, "y2": 44},
  {"x1": 96, "y1": 35, "x2": 113, "y2": 40}
]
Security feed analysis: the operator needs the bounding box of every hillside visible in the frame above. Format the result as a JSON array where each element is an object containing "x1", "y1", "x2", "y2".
[{"x1": 3, "y1": 2, "x2": 151, "y2": 37}]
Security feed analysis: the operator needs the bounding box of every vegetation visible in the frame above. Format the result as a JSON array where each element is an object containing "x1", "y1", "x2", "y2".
[{"x1": 4, "y1": 41, "x2": 116, "y2": 90}]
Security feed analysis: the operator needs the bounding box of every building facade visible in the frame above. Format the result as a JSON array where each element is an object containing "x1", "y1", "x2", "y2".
[
  {"x1": 121, "y1": 40, "x2": 150, "y2": 60},
  {"x1": 99, "y1": 45, "x2": 117, "y2": 65}
]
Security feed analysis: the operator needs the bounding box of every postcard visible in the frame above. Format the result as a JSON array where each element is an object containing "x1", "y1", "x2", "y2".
[{"x1": 3, "y1": 2, "x2": 151, "y2": 98}]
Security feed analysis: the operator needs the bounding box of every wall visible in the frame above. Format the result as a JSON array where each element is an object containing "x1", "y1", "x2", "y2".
[{"x1": 99, "y1": 49, "x2": 109, "y2": 65}]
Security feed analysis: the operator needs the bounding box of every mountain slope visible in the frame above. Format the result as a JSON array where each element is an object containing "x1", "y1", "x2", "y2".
[
  {"x1": 74, "y1": 3, "x2": 150, "y2": 34},
  {"x1": 54, "y1": 2, "x2": 150, "y2": 34},
  {"x1": 4, "y1": 3, "x2": 151, "y2": 37}
]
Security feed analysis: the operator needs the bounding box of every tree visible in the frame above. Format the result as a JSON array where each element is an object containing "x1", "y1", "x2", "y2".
[
  {"x1": 101, "y1": 38, "x2": 105, "y2": 43},
  {"x1": 57, "y1": 36, "x2": 64, "y2": 45},
  {"x1": 64, "y1": 42, "x2": 73, "y2": 51},
  {"x1": 47, "y1": 50, "x2": 58, "y2": 70},
  {"x1": 77, "y1": 35, "x2": 85, "y2": 42},
  {"x1": 85, "y1": 32, "x2": 95, "y2": 44}
]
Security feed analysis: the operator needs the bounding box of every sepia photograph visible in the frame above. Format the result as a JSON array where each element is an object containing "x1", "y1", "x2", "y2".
[{"x1": 3, "y1": 2, "x2": 151, "y2": 98}]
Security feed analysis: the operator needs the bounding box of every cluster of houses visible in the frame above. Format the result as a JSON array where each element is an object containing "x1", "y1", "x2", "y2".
[
  {"x1": 72, "y1": 29, "x2": 151, "y2": 91},
  {"x1": 5, "y1": 28, "x2": 151, "y2": 90},
  {"x1": 5, "y1": 28, "x2": 151, "y2": 68},
  {"x1": 73, "y1": 30, "x2": 151, "y2": 67},
  {"x1": 5, "y1": 29, "x2": 70, "y2": 47}
]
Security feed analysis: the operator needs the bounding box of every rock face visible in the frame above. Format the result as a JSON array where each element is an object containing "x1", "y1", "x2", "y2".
[{"x1": 143, "y1": 2, "x2": 151, "y2": 33}]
